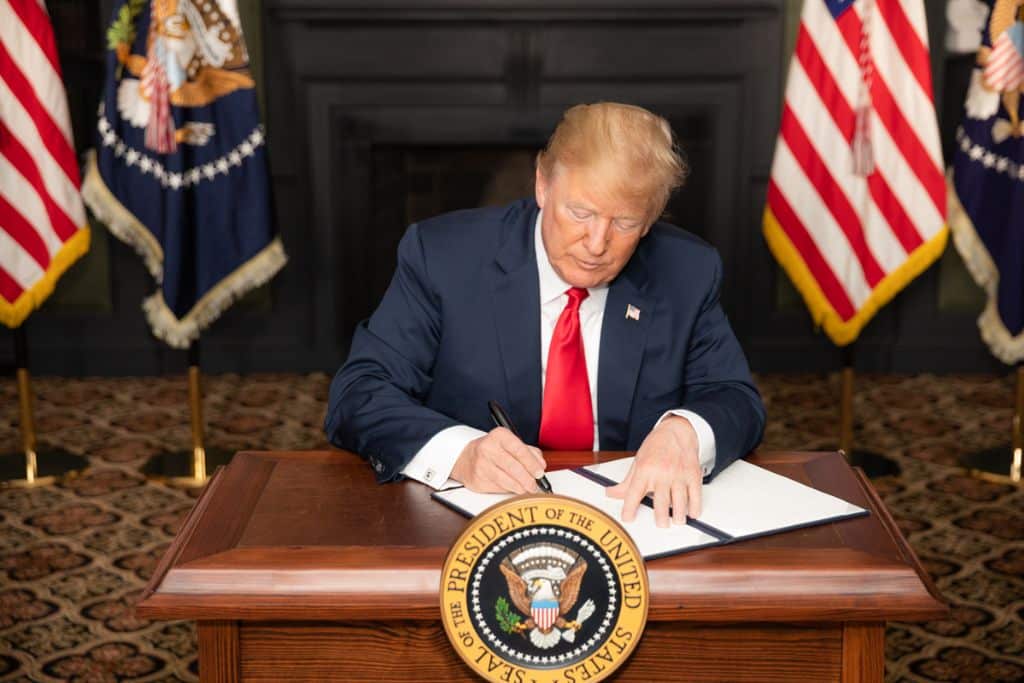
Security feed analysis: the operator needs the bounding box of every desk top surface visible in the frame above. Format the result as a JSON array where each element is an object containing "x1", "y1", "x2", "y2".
[{"x1": 137, "y1": 450, "x2": 946, "y2": 623}]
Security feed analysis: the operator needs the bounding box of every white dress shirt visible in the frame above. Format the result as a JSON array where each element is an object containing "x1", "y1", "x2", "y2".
[{"x1": 402, "y1": 212, "x2": 717, "y2": 488}]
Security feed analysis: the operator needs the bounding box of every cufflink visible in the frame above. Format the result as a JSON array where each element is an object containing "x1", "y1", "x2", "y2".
[{"x1": 425, "y1": 468, "x2": 436, "y2": 482}]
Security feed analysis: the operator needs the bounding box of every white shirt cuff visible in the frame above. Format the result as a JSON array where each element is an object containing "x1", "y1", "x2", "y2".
[
  {"x1": 656, "y1": 409, "x2": 717, "y2": 477},
  {"x1": 401, "y1": 425, "x2": 487, "y2": 490}
]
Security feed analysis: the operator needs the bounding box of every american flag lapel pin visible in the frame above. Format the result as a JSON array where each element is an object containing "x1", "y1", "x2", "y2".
[{"x1": 625, "y1": 304, "x2": 641, "y2": 321}]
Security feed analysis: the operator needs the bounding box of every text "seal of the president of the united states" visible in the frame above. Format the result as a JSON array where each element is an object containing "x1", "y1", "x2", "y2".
[{"x1": 441, "y1": 495, "x2": 649, "y2": 682}]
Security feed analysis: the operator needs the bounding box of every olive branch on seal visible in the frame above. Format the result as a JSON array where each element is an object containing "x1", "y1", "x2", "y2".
[{"x1": 495, "y1": 597, "x2": 521, "y2": 633}]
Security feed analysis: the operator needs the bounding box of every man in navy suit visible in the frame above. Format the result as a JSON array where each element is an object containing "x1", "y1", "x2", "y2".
[{"x1": 325, "y1": 103, "x2": 764, "y2": 527}]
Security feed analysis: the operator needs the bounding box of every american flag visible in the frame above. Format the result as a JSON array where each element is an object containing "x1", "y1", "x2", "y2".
[
  {"x1": 763, "y1": 0, "x2": 946, "y2": 346},
  {"x1": 984, "y1": 23, "x2": 1024, "y2": 91},
  {"x1": 0, "y1": 0, "x2": 89, "y2": 328}
]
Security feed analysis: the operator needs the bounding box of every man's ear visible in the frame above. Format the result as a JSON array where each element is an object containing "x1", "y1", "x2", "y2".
[{"x1": 534, "y1": 165, "x2": 547, "y2": 209}]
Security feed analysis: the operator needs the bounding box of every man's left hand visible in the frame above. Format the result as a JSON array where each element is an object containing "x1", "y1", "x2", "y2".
[{"x1": 606, "y1": 415, "x2": 702, "y2": 528}]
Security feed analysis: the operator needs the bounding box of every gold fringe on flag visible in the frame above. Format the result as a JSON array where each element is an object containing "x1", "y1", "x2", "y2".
[{"x1": 81, "y1": 150, "x2": 287, "y2": 348}]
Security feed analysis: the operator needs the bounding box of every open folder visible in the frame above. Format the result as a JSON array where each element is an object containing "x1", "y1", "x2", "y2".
[{"x1": 432, "y1": 457, "x2": 868, "y2": 560}]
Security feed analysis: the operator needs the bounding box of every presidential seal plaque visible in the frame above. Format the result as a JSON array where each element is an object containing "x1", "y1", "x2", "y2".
[{"x1": 441, "y1": 495, "x2": 649, "y2": 683}]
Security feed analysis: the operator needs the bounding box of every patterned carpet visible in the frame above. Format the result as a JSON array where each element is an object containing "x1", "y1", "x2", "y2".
[{"x1": 0, "y1": 373, "x2": 1021, "y2": 682}]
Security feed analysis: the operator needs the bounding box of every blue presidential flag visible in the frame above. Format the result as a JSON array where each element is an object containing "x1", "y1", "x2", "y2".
[
  {"x1": 83, "y1": 0, "x2": 286, "y2": 348},
  {"x1": 950, "y1": 0, "x2": 1024, "y2": 364}
]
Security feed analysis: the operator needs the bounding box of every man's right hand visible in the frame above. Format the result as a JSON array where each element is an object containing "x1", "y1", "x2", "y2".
[{"x1": 450, "y1": 428, "x2": 547, "y2": 493}]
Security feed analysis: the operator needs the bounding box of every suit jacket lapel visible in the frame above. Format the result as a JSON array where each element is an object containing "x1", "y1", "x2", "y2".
[
  {"x1": 597, "y1": 253, "x2": 652, "y2": 450},
  {"x1": 489, "y1": 203, "x2": 542, "y2": 444}
]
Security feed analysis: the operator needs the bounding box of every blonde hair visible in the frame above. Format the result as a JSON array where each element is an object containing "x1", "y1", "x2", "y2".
[{"x1": 536, "y1": 102, "x2": 688, "y2": 220}]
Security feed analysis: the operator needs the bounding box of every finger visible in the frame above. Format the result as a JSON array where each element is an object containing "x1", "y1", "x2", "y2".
[
  {"x1": 479, "y1": 443, "x2": 529, "y2": 494},
  {"x1": 606, "y1": 460, "x2": 638, "y2": 499},
  {"x1": 485, "y1": 461, "x2": 528, "y2": 494},
  {"x1": 653, "y1": 481, "x2": 670, "y2": 529},
  {"x1": 465, "y1": 462, "x2": 502, "y2": 493},
  {"x1": 687, "y1": 472, "x2": 702, "y2": 519},
  {"x1": 470, "y1": 475, "x2": 502, "y2": 493},
  {"x1": 510, "y1": 444, "x2": 546, "y2": 480},
  {"x1": 670, "y1": 479, "x2": 687, "y2": 524},
  {"x1": 527, "y1": 446, "x2": 547, "y2": 473},
  {"x1": 620, "y1": 477, "x2": 648, "y2": 523},
  {"x1": 498, "y1": 432, "x2": 547, "y2": 480},
  {"x1": 493, "y1": 445, "x2": 539, "y2": 493}
]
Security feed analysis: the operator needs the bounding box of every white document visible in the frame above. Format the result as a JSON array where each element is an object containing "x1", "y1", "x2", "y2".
[
  {"x1": 688, "y1": 459, "x2": 867, "y2": 538},
  {"x1": 433, "y1": 457, "x2": 867, "y2": 559},
  {"x1": 435, "y1": 469, "x2": 719, "y2": 558}
]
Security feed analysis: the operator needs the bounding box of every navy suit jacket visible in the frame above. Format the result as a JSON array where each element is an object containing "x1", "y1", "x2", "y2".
[{"x1": 325, "y1": 198, "x2": 765, "y2": 482}]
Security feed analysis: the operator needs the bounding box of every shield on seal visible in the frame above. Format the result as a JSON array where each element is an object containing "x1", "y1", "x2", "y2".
[{"x1": 531, "y1": 599, "x2": 559, "y2": 631}]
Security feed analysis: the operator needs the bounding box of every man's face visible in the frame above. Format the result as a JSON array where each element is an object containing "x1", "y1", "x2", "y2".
[{"x1": 535, "y1": 164, "x2": 652, "y2": 289}]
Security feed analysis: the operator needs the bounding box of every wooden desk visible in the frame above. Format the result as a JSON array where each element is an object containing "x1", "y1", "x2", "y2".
[{"x1": 138, "y1": 450, "x2": 945, "y2": 682}]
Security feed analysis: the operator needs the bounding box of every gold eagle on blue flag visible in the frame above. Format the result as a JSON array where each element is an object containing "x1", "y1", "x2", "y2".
[
  {"x1": 950, "y1": 0, "x2": 1024, "y2": 363},
  {"x1": 83, "y1": 0, "x2": 286, "y2": 348}
]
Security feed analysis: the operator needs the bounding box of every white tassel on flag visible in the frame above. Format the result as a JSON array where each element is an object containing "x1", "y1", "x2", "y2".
[{"x1": 852, "y1": 0, "x2": 875, "y2": 176}]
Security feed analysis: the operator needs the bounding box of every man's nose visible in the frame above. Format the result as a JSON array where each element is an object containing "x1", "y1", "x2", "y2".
[{"x1": 583, "y1": 219, "x2": 612, "y2": 255}]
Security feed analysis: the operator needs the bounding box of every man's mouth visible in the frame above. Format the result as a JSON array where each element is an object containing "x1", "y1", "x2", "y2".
[{"x1": 574, "y1": 257, "x2": 602, "y2": 270}]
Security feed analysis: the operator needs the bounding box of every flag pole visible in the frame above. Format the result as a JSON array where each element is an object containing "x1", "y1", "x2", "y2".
[
  {"x1": 838, "y1": 344, "x2": 901, "y2": 478},
  {"x1": 187, "y1": 342, "x2": 207, "y2": 482},
  {"x1": 959, "y1": 363, "x2": 1023, "y2": 484},
  {"x1": 1, "y1": 326, "x2": 88, "y2": 487},
  {"x1": 839, "y1": 360, "x2": 854, "y2": 455},
  {"x1": 142, "y1": 339, "x2": 232, "y2": 485},
  {"x1": 1014, "y1": 364, "x2": 1023, "y2": 481}
]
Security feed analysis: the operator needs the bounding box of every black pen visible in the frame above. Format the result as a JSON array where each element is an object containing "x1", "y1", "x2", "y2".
[{"x1": 487, "y1": 400, "x2": 553, "y2": 493}]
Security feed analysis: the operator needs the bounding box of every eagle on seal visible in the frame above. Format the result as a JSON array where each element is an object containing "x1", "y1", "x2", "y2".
[{"x1": 498, "y1": 542, "x2": 597, "y2": 649}]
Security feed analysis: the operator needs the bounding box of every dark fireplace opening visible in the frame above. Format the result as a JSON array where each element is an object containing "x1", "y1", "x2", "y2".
[{"x1": 366, "y1": 145, "x2": 541, "y2": 309}]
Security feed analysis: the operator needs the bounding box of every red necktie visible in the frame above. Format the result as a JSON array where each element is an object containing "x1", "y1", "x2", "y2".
[{"x1": 539, "y1": 287, "x2": 593, "y2": 450}]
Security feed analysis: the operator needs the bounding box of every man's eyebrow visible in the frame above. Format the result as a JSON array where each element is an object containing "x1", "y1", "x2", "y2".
[{"x1": 565, "y1": 201, "x2": 642, "y2": 222}]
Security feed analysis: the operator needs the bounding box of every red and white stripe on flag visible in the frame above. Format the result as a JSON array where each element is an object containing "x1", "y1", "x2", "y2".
[
  {"x1": 0, "y1": 0, "x2": 89, "y2": 328},
  {"x1": 985, "y1": 31, "x2": 1024, "y2": 91},
  {"x1": 763, "y1": 0, "x2": 947, "y2": 346},
  {"x1": 532, "y1": 606, "x2": 559, "y2": 631}
]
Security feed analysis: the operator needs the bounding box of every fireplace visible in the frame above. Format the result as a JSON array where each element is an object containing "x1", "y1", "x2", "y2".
[{"x1": 265, "y1": 0, "x2": 785, "y2": 364}]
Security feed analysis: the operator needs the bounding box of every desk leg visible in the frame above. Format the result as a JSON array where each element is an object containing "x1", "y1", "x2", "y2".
[
  {"x1": 199, "y1": 621, "x2": 239, "y2": 683},
  {"x1": 842, "y1": 622, "x2": 884, "y2": 683}
]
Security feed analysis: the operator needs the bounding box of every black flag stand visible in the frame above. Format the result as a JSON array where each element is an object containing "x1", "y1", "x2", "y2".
[
  {"x1": 1, "y1": 325, "x2": 89, "y2": 487},
  {"x1": 838, "y1": 344, "x2": 901, "y2": 478},
  {"x1": 958, "y1": 363, "x2": 1023, "y2": 485},
  {"x1": 141, "y1": 340, "x2": 233, "y2": 485}
]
